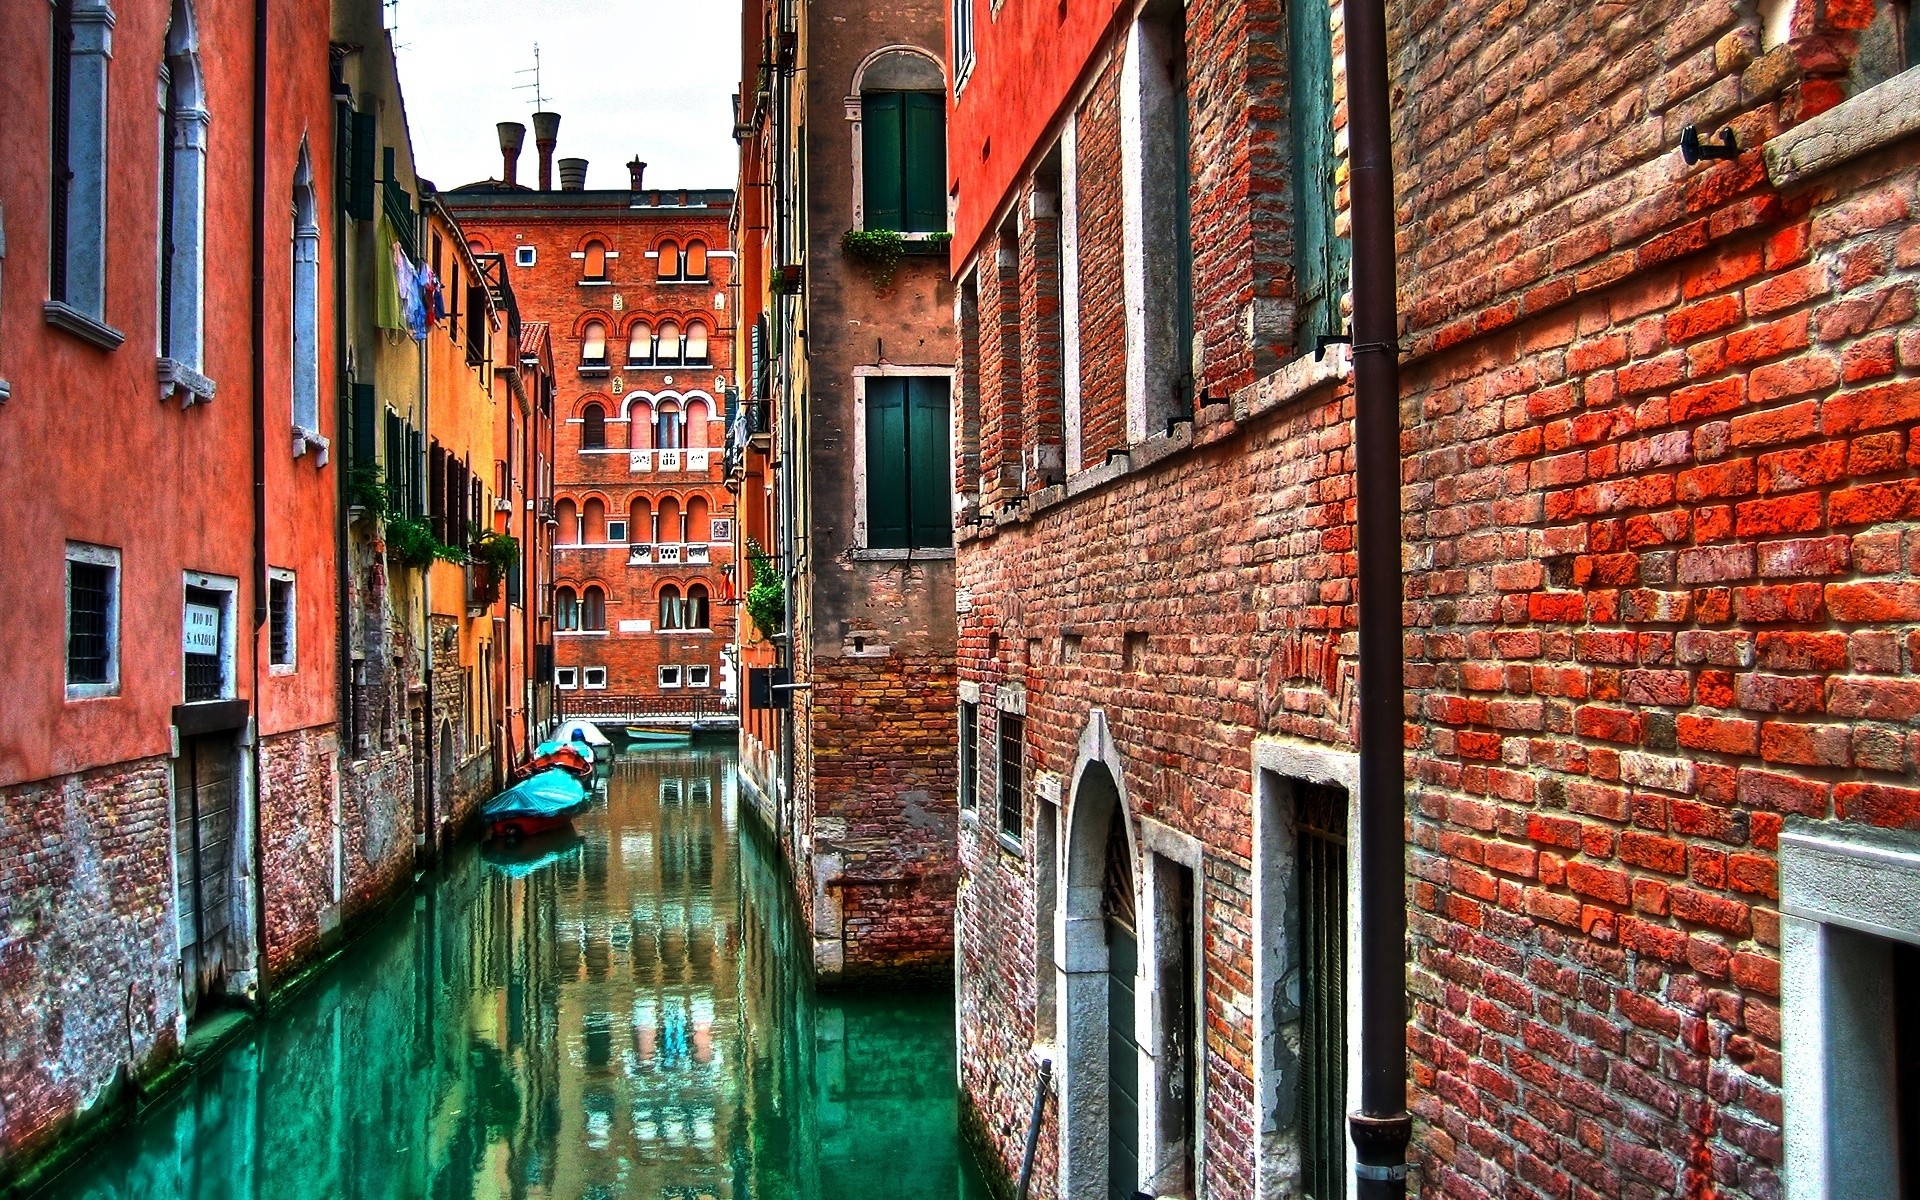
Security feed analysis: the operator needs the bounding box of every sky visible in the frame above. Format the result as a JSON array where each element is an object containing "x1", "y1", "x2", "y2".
[{"x1": 393, "y1": 0, "x2": 740, "y2": 193}]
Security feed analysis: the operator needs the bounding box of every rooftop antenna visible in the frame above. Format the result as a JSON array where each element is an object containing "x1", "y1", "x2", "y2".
[
  {"x1": 383, "y1": 0, "x2": 409, "y2": 50},
  {"x1": 514, "y1": 43, "x2": 548, "y2": 112}
]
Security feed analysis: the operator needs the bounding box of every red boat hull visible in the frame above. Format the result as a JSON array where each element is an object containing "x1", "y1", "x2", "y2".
[{"x1": 489, "y1": 813, "x2": 576, "y2": 841}]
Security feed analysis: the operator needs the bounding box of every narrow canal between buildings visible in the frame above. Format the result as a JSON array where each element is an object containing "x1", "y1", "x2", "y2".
[{"x1": 43, "y1": 747, "x2": 990, "y2": 1200}]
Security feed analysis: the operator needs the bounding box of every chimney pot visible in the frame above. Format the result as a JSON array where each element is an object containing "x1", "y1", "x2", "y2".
[
  {"x1": 497, "y1": 122, "x2": 526, "y2": 187},
  {"x1": 558, "y1": 157, "x2": 589, "y2": 191},
  {"x1": 627, "y1": 158, "x2": 648, "y2": 192},
  {"x1": 531, "y1": 111, "x2": 561, "y2": 191}
]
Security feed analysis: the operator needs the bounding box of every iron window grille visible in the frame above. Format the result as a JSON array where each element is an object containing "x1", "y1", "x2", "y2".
[
  {"x1": 1298, "y1": 782, "x2": 1349, "y2": 1200},
  {"x1": 998, "y1": 713, "x2": 1024, "y2": 846},
  {"x1": 65, "y1": 560, "x2": 110, "y2": 684},
  {"x1": 268, "y1": 577, "x2": 294, "y2": 667},
  {"x1": 958, "y1": 702, "x2": 978, "y2": 811}
]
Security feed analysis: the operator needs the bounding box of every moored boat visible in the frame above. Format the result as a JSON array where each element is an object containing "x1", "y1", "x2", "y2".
[
  {"x1": 515, "y1": 739, "x2": 594, "y2": 781},
  {"x1": 553, "y1": 717, "x2": 614, "y2": 761},
  {"x1": 625, "y1": 724, "x2": 693, "y2": 746},
  {"x1": 483, "y1": 767, "x2": 592, "y2": 840}
]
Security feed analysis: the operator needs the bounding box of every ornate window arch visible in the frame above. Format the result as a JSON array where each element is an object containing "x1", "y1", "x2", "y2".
[
  {"x1": 848, "y1": 46, "x2": 947, "y2": 235},
  {"x1": 160, "y1": 0, "x2": 213, "y2": 402},
  {"x1": 291, "y1": 138, "x2": 325, "y2": 458}
]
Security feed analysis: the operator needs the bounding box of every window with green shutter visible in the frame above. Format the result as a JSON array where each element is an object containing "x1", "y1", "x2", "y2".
[
  {"x1": 862, "y1": 91, "x2": 946, "y2": 234},
  {"x1": 1290, "y1": 0, "x2": 1349, "y2": 346},
  {"x1": 864, "y1": 376, "x2": 953, "y2": 550}
]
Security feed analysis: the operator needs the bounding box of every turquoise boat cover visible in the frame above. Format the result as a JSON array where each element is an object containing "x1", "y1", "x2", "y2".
[{"x1": 483, "y1": 768, "x2": 591, "y2": 821}]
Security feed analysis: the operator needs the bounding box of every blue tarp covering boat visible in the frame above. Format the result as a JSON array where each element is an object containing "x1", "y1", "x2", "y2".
[{"x1": 483, "y1": 768, "x2": 592, "y2": 838}]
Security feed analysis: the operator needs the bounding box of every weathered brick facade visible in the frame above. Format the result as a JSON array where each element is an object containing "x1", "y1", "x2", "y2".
[{"x1": 949, "y1": 0, "x2": 1920, "y2": 1196}]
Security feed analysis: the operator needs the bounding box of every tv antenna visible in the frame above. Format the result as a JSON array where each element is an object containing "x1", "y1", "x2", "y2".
[{"x1": 514, "y1": 44, "x2": 548, "y2": 111}]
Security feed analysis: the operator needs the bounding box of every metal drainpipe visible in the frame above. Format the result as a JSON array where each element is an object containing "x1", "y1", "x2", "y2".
[
  {"x1": 247, "y1": 0, "x2": 271, "y2": 1006},
  {"x1": 1344, "y1": 0, "x2": 1413, "y2": 1192},
  {"x1": 332, "y1": 86, "x2": 352, "y2": 823}
]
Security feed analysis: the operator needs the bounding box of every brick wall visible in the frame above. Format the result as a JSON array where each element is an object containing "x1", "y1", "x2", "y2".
[
  {"x1": 952, "y1": 0, "x2": 1920, "y2": 1195},
  {"x1": 260, "y1": 725, "x2": 343, "y2": 976},
  {"x1": 0, "y1": 760, "x2": 181, "y2": 1174}
]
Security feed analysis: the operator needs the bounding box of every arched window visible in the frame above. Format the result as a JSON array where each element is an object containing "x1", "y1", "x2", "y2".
[
  {"x1": 657, "y1": 321, "x2": 683, "y2": 365},
  {"x1": 686, "y1": 584, "x2": 710, "y2": 630},
  {"x1": 556, "y1": 586, "x2": 579, "y2": 631},
  {"x1": 581, "y1": 402, "x2": 606, "y2": 449},
  {"x1": 556, "y1": 498, "x2": 579, "y2": 544},
  {"x1": 687, "y1": 495, "x2": 712, "y2": 542},
  {"x1": 160, "y1": 0, "x2": 212, "y2": 402},
  {"x1": 582, "y1": 321, "x2": 608, "y2": 365},
  {"x1": 630, "y1": 497, "x2": 653, "y2": 542},
  {"x1": 291, "y1": 140, "x2": 322, "y2": 448},
  {"x1": 628, "y1": 398, "x2": 654, "y2": 449},
  {"x1": 685, "y1": 241, "x2": 709, "y2": 280},
  {"x1": 583, "y1": 239, "x2": 607, "y2": 280},
  {"x1": 628, "y1": 321, "x2": 654, "y2": 365},
  {"x1": 658, "y1": 240, "x2": 681, "y2": 280},
  {"x1": 684, "y1": 320, "x2": 710, "y2": 365},
  {"x1": 657, "y1": 495, "x2": 684, "y2": 544},
  {"x1": 658, "y1": 584, "x2": 683, "y2": 630},
  {"x1": 860, "y1": 51, "x2": 947, "y2": 234},
  {"x1": 655, "y1": 401, "x2": 684, "y2": 451},
  {"x1": 583, "y1": 497, "x2": 606, "y2": 543},
  {"x1": 582, "y1": 585, "x2": 606, "y2": 631},
  {"x1": 686, "y1": 398, "x2": 711, "y2": 449}
]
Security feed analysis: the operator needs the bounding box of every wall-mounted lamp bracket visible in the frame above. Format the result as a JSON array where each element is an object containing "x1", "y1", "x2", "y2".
[{"x1": 1681, "y1": 124, "x2": 1739, "y2": 164}]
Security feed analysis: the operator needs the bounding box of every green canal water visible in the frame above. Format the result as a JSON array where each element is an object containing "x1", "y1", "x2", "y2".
[{"x1": 42, "y1": 747, "x2": 990, "y2": 1200}]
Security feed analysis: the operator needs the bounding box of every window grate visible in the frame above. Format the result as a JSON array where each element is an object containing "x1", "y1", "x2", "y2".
[
  {"x1": 1299, "y1": 782, "x2": 1348, "y2": 1200},
  {"x1": 998, "y1": 713, "x2": 1023, "y2": 845},
  {"x1": 959, "y1": 702, "x2": 978, "y2": 811},
  {"x1": 66, "y1": 561, "x2": 110, "y2": 684},
  {"x1": 185, "y1": 654, "x2": 223, "y2": 701},
  {"x1": 268, "y1": 578, "x2": 293, "y2": 666}
]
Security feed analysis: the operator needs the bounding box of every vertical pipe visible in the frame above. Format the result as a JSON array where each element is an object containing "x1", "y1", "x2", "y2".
[
  {"x1": 1344, "y1": 0, "x2": 1412, "y2": 1192},
  {"x1": 248, "y1": 0, "x2": 271, "y2": 1005}
]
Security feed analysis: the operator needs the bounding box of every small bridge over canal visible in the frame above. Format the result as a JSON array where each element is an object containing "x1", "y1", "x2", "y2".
[{"x1": 557, "y1": 694, "x2": 740, "y2": 731}]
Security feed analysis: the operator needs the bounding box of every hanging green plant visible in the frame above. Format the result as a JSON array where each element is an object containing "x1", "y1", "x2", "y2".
[
  {"x1": 470, "y1": 529, "x2": 521, "y2": 574},
  {"x1": 386, "y1": 516, "x2": 467, "y2": 570},
  {"x1": 771, "y1": 264, "x2": 805, "y2": 295},
  {"x1": 744, "y1": 540, "x2": 786, "y2": 638},
  {"x1": 840, "y1": 228, "x2": 906, "y2": 288},
  {"x1": 347, "y1": 462, "x2": 394, "y2": 518}
]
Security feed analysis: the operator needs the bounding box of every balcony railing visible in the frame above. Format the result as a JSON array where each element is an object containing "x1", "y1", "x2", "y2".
[
  {"x1": 629, "y1": 449, "x2": 653, "y2": 473},
  {"x1": 657, "y1": 544, "x2": 683, "y2": 565},
  {"x1": 658, "y1": 449, "x2": 683, "y2": 472},
  {"x1": 688, "y1": 544, "x2": 711, "y2": 564},
  {"x1": 687, "y1": 449, "x2": 710, "y2": 472}
]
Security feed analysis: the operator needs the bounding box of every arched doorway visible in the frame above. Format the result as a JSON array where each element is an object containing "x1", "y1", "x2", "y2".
[{"x1": 1059, "y1": 732, "x2": 1141, "y2": 1200}]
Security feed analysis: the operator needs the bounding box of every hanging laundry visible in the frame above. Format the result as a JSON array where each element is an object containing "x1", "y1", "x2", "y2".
[
  {"x1": 376, "y1": 218, "x2": 405, "y2": 333},
  {"x1": 397, "y1": 248, "x2": 428, "y2": 342}
]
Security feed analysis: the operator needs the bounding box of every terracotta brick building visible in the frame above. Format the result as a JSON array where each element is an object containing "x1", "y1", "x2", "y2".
[
  {"x1": 729, "y1": 0, "x2": 962, "y2": 982},
  {"x1": 946, "y1": 0, "x2": 1920, "y2": 1197},
  {"x1": 446, "y1": 131, "x2": 738, "y2": 727}
]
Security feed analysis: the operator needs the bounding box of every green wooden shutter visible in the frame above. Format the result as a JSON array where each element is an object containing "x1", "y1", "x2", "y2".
[
  {"x1": 863, "y1": 92, "x2": 905, "y2": 232},
  {"x1": 350, "y1": 110, "x2": 377, "y2": 221},
  {"x1": 352, "y1": 384, "x2": 376, "y2": 465},
  {"x1": 865, "y1": 378, "x2": 911, "y2": 549},
  {"x1": 903, "y1": 92, "x2": 946, "y2": 233},
  {"x1": 1290, "y1": 0, "x2": 1346, "y2": 343},
  {"x1": 907, "y1": 376, "x2": 953, "y2": 549}
]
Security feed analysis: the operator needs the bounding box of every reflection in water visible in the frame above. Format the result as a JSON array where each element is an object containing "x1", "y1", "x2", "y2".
[{"x1": 45, "y1": 748, "x2": 988, "y2": 1200}]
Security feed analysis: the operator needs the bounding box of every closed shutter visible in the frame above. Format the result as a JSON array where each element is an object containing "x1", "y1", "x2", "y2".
[
  {"x1": 862, "y1": 92, "x2": 905, "y2": 232},
  {"x1": 903, "y1": 92, "x2": 946, "y2": 234},
  {"x1": 1290, "y1": 0, "x2": 1346, "y2": 343},
  {"x1": 49, "y1": 0, "x2": 73, "y2": 301},
  {"x1": 865, "y1": 378, "x2": 911, "y2": 549},
  {"x1": 408, "y1": 429, "x2": 425, "y2": 518},
  {"x1": 350, "y1": 110, "x2": 377, "y2": 221},
  {"x1": 352, "y1": 384, "x2": 376, "y2": 465},
  {"x1": 907, "y1": 376, "x2": 953, "y2": 549}
]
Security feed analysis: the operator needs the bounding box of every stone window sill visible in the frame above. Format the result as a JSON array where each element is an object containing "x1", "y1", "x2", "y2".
[
  {"x1": 159, "y1": 357, "x2": 216, "y2": 406},
  {"x1": 293, "y1": 427, "x2": 330, "y2": 465},
  {"x1": 578, "y1": 279, "x2": 610, "y2": 286},
  {"x1": 851, "y1": 547, "x2": 956, "y2": 561},
  {"x1": 45, "y1": 301, "x2": 125, "y2": 351},
  {"x1": 1764, "y1": 66, "x2": 1920, "y2": 188},
  {"x1": 996, "y1": 831, "x2": 1023, "y2": 856}
]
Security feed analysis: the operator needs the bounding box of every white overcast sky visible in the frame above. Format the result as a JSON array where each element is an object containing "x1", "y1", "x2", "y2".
[{"x1": 393, "y1": 0, "x2": 740, "y2": 193}]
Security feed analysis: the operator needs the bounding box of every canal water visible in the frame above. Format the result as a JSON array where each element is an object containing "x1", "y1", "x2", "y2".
[{"x1": 43, "y1": 747, "x2": 990, "y2": 1200}]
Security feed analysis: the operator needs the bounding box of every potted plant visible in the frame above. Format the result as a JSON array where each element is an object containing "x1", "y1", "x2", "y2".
[
  {"x1": 840, "y1": 228, "x2": 906, "y2": 288},
  {"x1": 771, "y1": 264, "x2": 804, "y2": 295},
  {"x1": 386, "y1": 515, "x2": 466, "y2": 571},
  {"x1": 745, "y1": 540, "x2": 786, "y2": 638}
]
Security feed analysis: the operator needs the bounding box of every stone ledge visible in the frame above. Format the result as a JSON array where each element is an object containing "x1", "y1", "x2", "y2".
[
  {"x1": 1233, "y1": 342, "x2": 1352, "y2": 423},
  {"x1": 1764, "y1": 68, "x2": 1920, "y2": 188},
  {"x1": 44, "y1": 301, "x2": 125, "y2": 351},
  {"x1": 159, "y1": 357, "x2": 216, "y2": 406}
]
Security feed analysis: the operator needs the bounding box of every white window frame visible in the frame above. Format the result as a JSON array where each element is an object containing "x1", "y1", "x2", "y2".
[
  {"x1": 951, "y1": 0, "x2": 975, "y2": 95},
  {"x1": 658, "y1": 665, "x2": 683, "y2": 689},
  {"x1": 1781, "y1": 824, "x2": 1920, "y2": 1199},
  {"x1": 64, "y1": 541, "x2": 120, "y2": 700},
  {"x1": 291, "y1": 140, "x2": 326, "y2": 458},
  {"x1": 687, "y1": 665, "x2": 711, "y2": 688},
  {"x1": 515, "y1": 245, "x2": 537, "y2": 267},
  {"x1": 582, "y1": 666, "x2": 608, "y2": 690},
  {"x1": 606, "y1": 519, "x2": 628, "y2": 543},
  {"x1": 846, "y1": 46, "x2": 952, "y2": 235},
  {"x1": 158, "y1": 0, "x2": 214, "y2": 405},
  {"x1": 267, "y1": 567, "x2": 296, "y2": 674},
  {"x1": 46, "y1": 0, "x2": 121, "y2": 348},
  {"x1": 555, "y1": 667, "x2": 579, "y2": 689},
  {"x1": 182, "y1": 570, "x2": 239, "y2": 703},
  {"x1": 850, "y1": 365, "x2": 958, "y2": 557}
]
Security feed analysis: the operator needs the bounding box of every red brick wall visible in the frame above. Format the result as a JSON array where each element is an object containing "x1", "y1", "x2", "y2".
[
  {"x1": 1072, "y1": 60, "x2": 1127, "y2": 468},
  {"x1": 952, "y1": 0, "x2": 1920, "y2": 1195}
]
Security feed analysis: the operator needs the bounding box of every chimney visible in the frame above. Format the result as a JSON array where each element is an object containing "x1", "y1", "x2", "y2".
[
  {"x1": 558, "y1": 158, "x2": 588, "y2": 191},
  {"x1": 531, "y1": 110, "x2": 561, "y2": 191},
  {"x1": 627, "y1": 158, "x2": 648, "y2": 192},
  {"x1": 497, "y1": 122, "x2": 526, "y2": 187}
]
